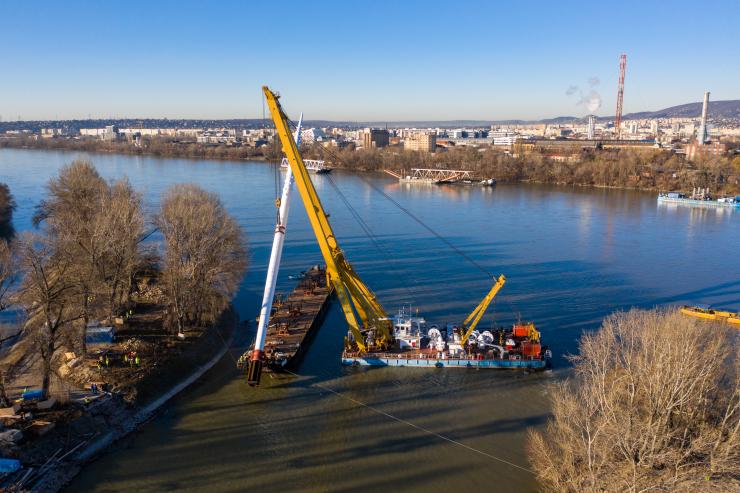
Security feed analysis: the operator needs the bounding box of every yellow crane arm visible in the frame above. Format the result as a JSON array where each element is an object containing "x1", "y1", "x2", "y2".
[
  {"x1": 461, "y1": 275, "x2": 506, "y2": 345},
  {"x1": 262, "y1": 86, "x2": 391, "y2": 352}
]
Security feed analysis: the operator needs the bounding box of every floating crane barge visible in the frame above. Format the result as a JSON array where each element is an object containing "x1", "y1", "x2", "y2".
[
  {"x1": 253, "y1": 86, "x2": 551, "y2": 379},
  {"x1": 341, "y1": 278, "x2": 551, "y2": 369}
]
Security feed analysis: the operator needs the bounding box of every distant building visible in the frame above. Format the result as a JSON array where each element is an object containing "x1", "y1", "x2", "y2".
[
  {"x1": 685, "y1": 141, "x2": 727, "y2": 161},
  {"x1": 650, "y1": 120, "x2": 658, "y2": 135},
  {"x1": 40, "y1": 128, "x2": 65, "y2": 138},
  {"x1": 196, "y1": 128, "x2": 237, "y2": 145},
  {"x1": 75, "y1": 125, "x2": 119, "y2": 140},
  {"x1": 300, "y1": 128, "x2": 326, "y2": 144},
  {"x1": 362, "y1": 128, "x2": 389, "y2": 149},
  {"x1": 80, "y1": 128, "x2": 105, "y2": 137},
  {"x1": 101, "y1": 125, "x2": 120, "y2": 141},
  {"x1": 491, "y1": 131, "x2": 517, "y2": 146},
  {"x1": 404, "y1": 132, "x2": 436, "y2": 152}
]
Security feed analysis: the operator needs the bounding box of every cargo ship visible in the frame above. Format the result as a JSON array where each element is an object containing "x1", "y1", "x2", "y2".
[
  {"x1": 680, "y1": 304, "x2": 740, "y2": 326},
  {"x1": 341, "y1": 307, "x2": 551, "y2": 369},
  {"x1": 658, "y1": 189, "x2": 740, "y2": 208}
]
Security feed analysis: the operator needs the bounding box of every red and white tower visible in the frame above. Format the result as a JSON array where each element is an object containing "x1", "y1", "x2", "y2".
[{"x1": 615, "y1": 54, "x2": 627, "y2": 139}]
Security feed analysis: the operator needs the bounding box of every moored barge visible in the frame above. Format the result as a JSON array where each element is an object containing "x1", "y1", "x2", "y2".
[
  {"x1": 680, "y1": 304, "x2": 740, "y2": 326},
  {"x1": 239, "y1": 265, "x2": 333, "y2": 373},
  {"x1": 658, "y1": 189, "x2": 740, "y2": 209}
]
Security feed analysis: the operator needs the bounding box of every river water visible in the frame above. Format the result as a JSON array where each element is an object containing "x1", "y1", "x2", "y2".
[{"x1": 1, "y1": 148, "x2": 738, "y2": 492}]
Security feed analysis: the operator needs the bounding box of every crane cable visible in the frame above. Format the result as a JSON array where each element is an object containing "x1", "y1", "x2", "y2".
[
  {"x1": 265, "y1": 93, "x2": 282, "y2": 223},
  {"x1": 286, "y1": 120, "x2": 422, "y2": 302},
  {"x1": 311, "y1": 140, "x2": 523, "y2": 322},
  {"x1": 284, "y1": 119, "x2": 495, "y2": 279},
  {"x1": 282, "y1": 119, "x2": 522, "y2": 324},
  {"x1": 324, "y1": 173, "x2": 419, "y2": 304}
]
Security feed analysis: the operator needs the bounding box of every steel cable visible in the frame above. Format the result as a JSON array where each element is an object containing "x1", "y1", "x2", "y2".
[{"x1": 280, "y1": 118, "x2": 524, "y2": 325}]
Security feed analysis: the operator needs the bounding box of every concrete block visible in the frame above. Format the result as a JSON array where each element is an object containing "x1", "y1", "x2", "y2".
[{"x1": 0, "y1": 429, "x2": 23, "y2": 444}]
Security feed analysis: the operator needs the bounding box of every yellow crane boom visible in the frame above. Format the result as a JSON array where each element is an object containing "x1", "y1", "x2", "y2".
[
  {"x1": 262, "y1": 86, "x2": 391, "y2": 352},
  {"x1": 460, "y1": 275, "x2": 506, "y2": 345}
]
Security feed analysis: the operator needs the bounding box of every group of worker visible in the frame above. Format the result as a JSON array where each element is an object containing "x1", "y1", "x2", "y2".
[
  {"x1": 124, "y1": 351, "x2": 141, "y2": 367},
  {"x1": 89, "y1": 382, "x2": 110, "y2": 393},
  {"x1": 96, "y1": 351, "x2": 141, "y2": 370}
]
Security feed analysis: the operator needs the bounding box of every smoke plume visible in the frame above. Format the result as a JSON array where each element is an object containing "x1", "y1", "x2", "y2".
[{"x1": 566, "y1": 77, "x2": 602, "y2": 114}]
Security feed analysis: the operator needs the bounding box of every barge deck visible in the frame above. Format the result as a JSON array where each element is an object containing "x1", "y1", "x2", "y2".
[
  {"x1": 342, "y1": 350, "x2": 548, "y2": 369},
  {"x1": 238, "y1": 265, "x2": 333, "y2": 372}
]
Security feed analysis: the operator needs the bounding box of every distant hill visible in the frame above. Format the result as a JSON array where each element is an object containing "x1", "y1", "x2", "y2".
[
  {"x1": 349, "y1": 101, "x2": 740, "y2": 127},
  {"x1": 1, "y1": 100, "x2": 738, "y2": 132},
  {"x1": 619, "y1": 100, "x2": 740, "y2": 120}
]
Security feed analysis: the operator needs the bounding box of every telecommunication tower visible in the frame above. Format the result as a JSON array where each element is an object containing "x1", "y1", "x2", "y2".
[{"x1": 614, "y1": 54, "x2": 627, "y2": 139}]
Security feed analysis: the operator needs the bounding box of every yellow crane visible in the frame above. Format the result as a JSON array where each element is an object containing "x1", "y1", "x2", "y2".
[
  {"x1": 262, "y1": 86, "x2": 511, "y2": 354},
  {"x1": 263, "y1": 86, "x2": 392, "y2": 352},
  {"x1": 460, "y1": 275, "x2": 506, "y2": 345}
]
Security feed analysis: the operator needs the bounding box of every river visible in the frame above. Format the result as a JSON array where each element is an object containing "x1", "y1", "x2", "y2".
[{"x1": 1, "y1": 148, "x2": 738, "y2": 492}]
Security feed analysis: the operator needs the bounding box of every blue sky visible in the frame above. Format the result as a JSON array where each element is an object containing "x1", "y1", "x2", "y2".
[{"x1": 2, "y1": 0, "x2": 738, "y2": 121}]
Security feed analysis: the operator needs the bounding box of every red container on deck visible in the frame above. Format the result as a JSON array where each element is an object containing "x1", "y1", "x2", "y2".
[
  {"x1": 521, "y1": 342, "x2": 541, "y2": 357},
  {"x1": 513, "y1": 324, "x2": 531, "y2": 337}
]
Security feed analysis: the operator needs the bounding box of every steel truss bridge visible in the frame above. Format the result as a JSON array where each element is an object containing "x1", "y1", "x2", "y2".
[
  {"x1": 384, "y1": 168, "x2": 476, "y2": 183},
  {"x1": 281, "y1": 157, "x2": 329, "y2": 172}
]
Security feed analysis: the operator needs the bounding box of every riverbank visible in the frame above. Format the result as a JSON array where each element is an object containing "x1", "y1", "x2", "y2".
[
  {"x1": 0, "y1": 137, "x2": 271, "y2": 164},
  {"x1": 4, "y1": 137, "x2": 739, "y2": 196},
  {"x1": 6, "y1": 307, "x2": 239, "y2": 492},
  {"x1": 302, "y1": 144, "x2": 740, "y2": 196}
]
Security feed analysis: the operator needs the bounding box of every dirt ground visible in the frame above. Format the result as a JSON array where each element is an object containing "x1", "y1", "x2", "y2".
[{"x1": 0, "y1": 304, "x2": 237, "y2": 492}]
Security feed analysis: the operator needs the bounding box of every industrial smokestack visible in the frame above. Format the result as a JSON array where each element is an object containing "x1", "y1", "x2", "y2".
[
  {"x1": 698, "y1": 91, "x2": 710, "y2": 144},
  {"x1": 587, "y1": 115, "x2": 595, "y2": 140}
]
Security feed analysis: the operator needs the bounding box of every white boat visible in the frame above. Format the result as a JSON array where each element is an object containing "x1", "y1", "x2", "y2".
[{"x1": 658, "y1": 189, "x2": 740, "y2": 209}]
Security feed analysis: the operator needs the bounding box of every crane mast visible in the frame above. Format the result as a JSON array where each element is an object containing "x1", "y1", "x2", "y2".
[
  {"x1": 246, "y1": 114, "x2": 303, "y2": 386},
  {"x1": 460, "y1": 275, "x2": 506, "y2": 345},
  {"x1": 262, "y1": 86, "x2": 391, "y2": 352}
]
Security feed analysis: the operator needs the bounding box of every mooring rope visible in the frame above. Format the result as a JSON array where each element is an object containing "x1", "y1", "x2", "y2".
[
  {"x1": 283, "y1": 369, "x2": 535, "y2": 474},
  {"x1": 212, "y1": 314, "x2": 533, "y2": 474}
]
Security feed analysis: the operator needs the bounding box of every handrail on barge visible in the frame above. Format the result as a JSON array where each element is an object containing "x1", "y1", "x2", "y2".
[{"x1": 342, "y1": 351, "x2": 544, "y2": 361}]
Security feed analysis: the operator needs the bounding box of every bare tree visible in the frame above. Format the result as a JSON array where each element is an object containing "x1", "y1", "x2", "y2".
[
  {"x1": 528, "y1": 309, "x2": 738, "y2": 492},
  {"x1": 0, "y1": 240, "x2": 17, "y2": 313},
  {"x1": 35, "y1": 161, "x2": 145, "y2": 352},
  {"x1": 94, "y1": 178, "x2": 145, "y2": 320},
  {"x1": 35, "y1": 160, "x2": 107, "y2": 355},
  {"x1": 0, "y1": 240, "x2": 19, "y2": 407},
  {"x1": 0, "y1": 183, "x2": 15, "y2": 241},
  {"x1": 15, "y1": 233, "x2": 80, "y2": 399},
  {"x1": 156, "y1": 184, "x2": 247, "y2": 336}
]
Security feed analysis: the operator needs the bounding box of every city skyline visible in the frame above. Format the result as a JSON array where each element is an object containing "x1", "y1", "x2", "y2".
[{"x1": 2, "y1": 0, "x2": 739, "y2": 121}]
